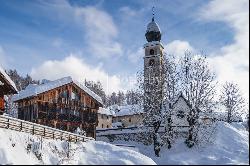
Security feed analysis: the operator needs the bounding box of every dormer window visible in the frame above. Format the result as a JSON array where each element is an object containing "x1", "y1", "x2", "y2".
[{"x1": 150, "y1": 49, "x2": 154, "y2": 55}]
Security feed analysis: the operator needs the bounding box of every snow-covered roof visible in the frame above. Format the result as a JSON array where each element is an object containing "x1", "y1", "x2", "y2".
[
  {"x1": 109, "y1": 105, "x2": 144, "y2": 117},
  {"x1": 171, "y1": 93, "x2": 192, "y2": 109},
  {"x1": 12, "y1": 76, "x2": 103, "y2": 105},
  {"x1": 98, "y1": 107, "x2": 115, "y2": 116},
  {"x1": 146, "y1": 20, "x2": 161, "y2": 32},
  {"x1": 0, "y1": 65, "x2": 18, "y2": 92}
]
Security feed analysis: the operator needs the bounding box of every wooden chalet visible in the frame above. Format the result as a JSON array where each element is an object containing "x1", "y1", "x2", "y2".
[
  {"x1": 0, "y1": 66, "x2": 18, "y2": 114},
  {"x1": 12, "y1": 76, "x2": 103, "y2": 139}
]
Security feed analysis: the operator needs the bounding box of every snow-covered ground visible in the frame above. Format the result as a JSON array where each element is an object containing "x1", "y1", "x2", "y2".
[
  {"x1": 98, "y1": 121, "x2": 249, "y2": 165},
  {"x1": 0, "y1": 121, "x2": 248, "y2": 165},
  {"x1": 0, "y1": 128, "x2": 156, "y2": 165}
]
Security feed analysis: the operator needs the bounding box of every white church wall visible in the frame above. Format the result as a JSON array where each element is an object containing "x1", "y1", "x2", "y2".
[{"x1": 171, "y1": 97, "x2": 190, "y2": 127}]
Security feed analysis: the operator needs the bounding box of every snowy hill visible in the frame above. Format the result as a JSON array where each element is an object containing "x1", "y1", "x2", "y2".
[
  {"x1": 99, "y1": 121, "x2": 249, "y2": 165},
  {"x1": 0, "y1": 128, "x2": 156, "y2": 165}
]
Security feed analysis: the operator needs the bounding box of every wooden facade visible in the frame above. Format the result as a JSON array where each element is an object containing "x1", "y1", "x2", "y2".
[
  {"x1": 14, "y1": 82, "x2": 102, "y2": 139},
  {"x1": 0, "y1": 96, "x2": 4, "y2": 112},
  {"x1": 0, "y1": 68, "x2": 17, "y2": 114}
]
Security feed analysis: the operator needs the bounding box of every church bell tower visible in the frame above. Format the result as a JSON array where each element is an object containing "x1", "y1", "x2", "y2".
[{"x1": 143, "y1": 10, "x2": 164, "y2": 113}]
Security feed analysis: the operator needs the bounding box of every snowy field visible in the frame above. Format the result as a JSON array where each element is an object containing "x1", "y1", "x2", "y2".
[
  {"x1": 0, "y1": 121, "x2": 248, "y2": 165},
  {"x1": 0, "y1": 128, "x2": 155, "y2": 165},
  {"x1": 98, "y1": 121, "x2": 249, "y2": 165}
]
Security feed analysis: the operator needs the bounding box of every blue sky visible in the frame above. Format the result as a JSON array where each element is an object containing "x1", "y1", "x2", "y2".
[{"x1": 0, "y1": 0, "x2": 248, "y2": 99}]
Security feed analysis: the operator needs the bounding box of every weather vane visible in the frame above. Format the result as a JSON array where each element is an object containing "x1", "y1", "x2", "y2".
[{"x1": 152, "y1": 6, "x2": 155, "y2": 21}]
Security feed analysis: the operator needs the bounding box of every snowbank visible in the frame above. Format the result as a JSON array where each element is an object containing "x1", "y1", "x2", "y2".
[
  {"x1": 0, "y1": 128, "x2": 156, "y2": 165},
  {"x1": 100, "y1": 121, "x2": 249, "y2": 165}
]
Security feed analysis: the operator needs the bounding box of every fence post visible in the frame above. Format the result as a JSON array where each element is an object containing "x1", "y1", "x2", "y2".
[
  {"x1": 20, "y1": 122, "x2": 22, "y2": 131},
  {"x1": 40, "y1": 136, "x2": 43, "y2": 150},
  {"x1": 6, "y1": 119, "x2": 9, "y2": 129},
  {"x1": 32, "y1": 125, "x2": 35, "y2": 135},
  {"x1": 43, "y1": 128, "x2": 46, "y2": 137},
  {"x1": 53, "y1": 132, "x2": 54, "y2": 140},
  {"x1": 67, "y1": 141, "x2": 70, "y2": 158},
  {"x1": 61, "y1": 133, "x2": 63, "y2": 141}
]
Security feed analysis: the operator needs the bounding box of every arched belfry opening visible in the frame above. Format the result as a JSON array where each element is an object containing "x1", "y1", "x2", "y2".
[{"x1": 150, "y1": 49, "x2": 155, "y2": 55}]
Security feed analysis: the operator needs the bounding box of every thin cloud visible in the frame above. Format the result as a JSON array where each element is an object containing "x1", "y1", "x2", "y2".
[
  {"x1": 30, "y1": 54, "x2": 128, "y2": 95},
  {"x1": 165, "y1": 40, "x2": 195, "y2": 57},
  {"x1": 74, "y1": 6, "x2": 123, "y2": 59},
  {"x1": 198, "y1": 0, "x2": 249, "y2": 100},
  {"x1": 0, "y1": 46, "x2": 6, "y2": 67}
]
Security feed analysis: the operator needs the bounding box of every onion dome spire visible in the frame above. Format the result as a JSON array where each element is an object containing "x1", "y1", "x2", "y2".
[{"x1": 145, "y1": 6, "x2": 161, "y2": 42}]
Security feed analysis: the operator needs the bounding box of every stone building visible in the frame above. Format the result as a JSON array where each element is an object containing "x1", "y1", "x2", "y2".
[
  {"x1": 111, "y1": 105, "x2": 144, "y2": 128},
  {"x1": 97, "y1": 107, "x2": 113, "y2": 129}
]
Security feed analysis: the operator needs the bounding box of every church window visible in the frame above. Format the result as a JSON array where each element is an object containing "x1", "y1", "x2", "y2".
[
  {"x1": 177, "y1": 110, "x2": 185, "y2": 118},
  {"x1": 149, "y1": 59, "x2": 155, "y2": 66},
  {"x1": 150, "y1": 49, "x2": 154, "y2": 55}
]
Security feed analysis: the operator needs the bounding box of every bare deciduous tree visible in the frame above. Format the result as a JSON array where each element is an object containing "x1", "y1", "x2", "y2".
[
  {"x1": 179, "y1": 51, "x2": 217, "y2": 147},
  {"x1": 136, "y1": 52, "x2": 165, "y2": 156},
  {"x1": 219, "y1": 82, "x2": 245, "y2": 123}
]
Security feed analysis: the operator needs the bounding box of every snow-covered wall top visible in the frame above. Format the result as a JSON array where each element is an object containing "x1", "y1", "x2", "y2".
[
  {"x1": 0, "y1": 65, "x2": 18, "y2": 92},
  {"x1": 143, "y1": 41, "x2": 164, "y2": 49},
  {"x1": 12, "y1": 76, "x2": 102, "y2": 104},
  {"x1": 147, "y1": 21, "x2": 161, "y2": 32}
]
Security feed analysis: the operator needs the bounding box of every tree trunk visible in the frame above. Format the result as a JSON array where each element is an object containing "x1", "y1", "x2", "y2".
[{"x1": 153, "y1": 121, "x2": 161, "y2": 157}]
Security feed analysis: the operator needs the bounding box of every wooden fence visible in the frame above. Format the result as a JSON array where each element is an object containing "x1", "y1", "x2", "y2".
[
  {"x1": 96, "y1": 125, "x2": 190, "y2": 136},
  {"x1": 0, "y1": 115, "x2": 94, "y2": 142}
]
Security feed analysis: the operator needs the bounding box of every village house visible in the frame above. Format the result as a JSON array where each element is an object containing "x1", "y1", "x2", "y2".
[
  {"x1": 97, "y1": 107, "x2": 113, "y2": 129},
  {"x1": 0, "y1": 66, "x2": 18, "y2": 115},
  {"x1": 170, "y1": 94, "x2": 191, "y2": 128},
  {"x1": 169, "y1": 93, "x2": 216, "y2": 128},
  {"x1": 111, "y1": 105, "x2": 144, "y2": 128},
  {"x1": 97, "y1": 93, "x2": 216, "y2": 131},
  {"x1": 12, "y1": 76, "x2": 103, "y2": 139}
]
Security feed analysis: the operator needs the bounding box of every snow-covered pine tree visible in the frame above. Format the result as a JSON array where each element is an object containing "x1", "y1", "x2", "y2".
[
  {"x1": 125, "y1": 90, "x2": 140, "y2": 105},
  {"x1": 6, "y1": 69, "x2": 39, "y2": 91},
  {"x1": 219, "y1": 82, "x2": 245, "y2": 123},
  {"x1": 117, "y1": 91, "x2": 125, "y2": 106},
  {"x1": 84, "y1": 79, "x2": 107, "y2": 106}
]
